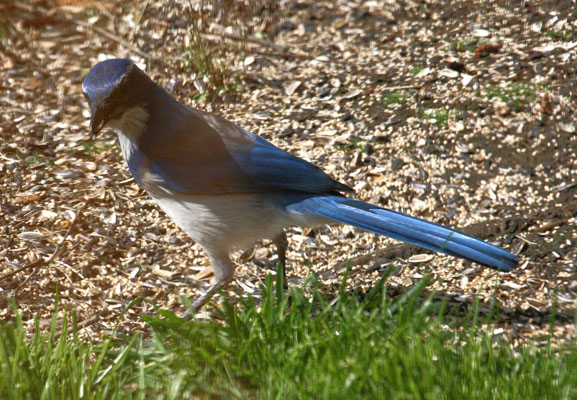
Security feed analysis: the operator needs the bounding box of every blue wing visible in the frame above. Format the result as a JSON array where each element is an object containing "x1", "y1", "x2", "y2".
[{"x1": 136, "y1": 107, "x2": 350, "y2": 195}]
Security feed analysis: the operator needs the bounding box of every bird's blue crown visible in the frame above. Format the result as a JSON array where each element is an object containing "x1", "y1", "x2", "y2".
[{"x1": 82, "y1": 58, "x2": 135, "y2": 103}]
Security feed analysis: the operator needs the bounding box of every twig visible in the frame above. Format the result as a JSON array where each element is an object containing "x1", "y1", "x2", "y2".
[
  {"x1": 0, "y1": 204, "x2": 86, "y2": 283},
  {"x1": 10, "y1": 1, "x2": 153, "y2": 63},
  {"x1": 71, "y1": 19, "x2": 152, "y2": 61},
  {"x1": 529, "y1": 219, "x2": 568, "y2": 233},
  {"x1": 204, "y1": 31, "x2": 286, "y2": 53},
  {"x1": 51, "y1": 312, "x2": 106, "y2": 341},
  {"x1": 76, "y1": 313, "x2": 103, "y2": 329},
  {"x1": 382, "y1": 85, "x2": 421, "y2": 91},
  {"x1": 227, "y1": 46, "x2": 311, "y2": 60}
]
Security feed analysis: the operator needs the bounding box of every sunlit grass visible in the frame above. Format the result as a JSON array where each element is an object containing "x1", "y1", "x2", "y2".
[
  {"x1": 1, "y1": 269, "x2": 577, "y2": 399},
  {"x1": 382, "y1": 90, "x2": 412, "y2": 106},
  {"x1": 483, "y1": 82, "x2": 540, "y2": 111}
]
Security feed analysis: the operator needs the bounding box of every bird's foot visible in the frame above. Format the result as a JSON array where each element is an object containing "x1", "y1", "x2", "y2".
[{"x1": 186, "y1": 277, "x2": 232, "y2": 316}]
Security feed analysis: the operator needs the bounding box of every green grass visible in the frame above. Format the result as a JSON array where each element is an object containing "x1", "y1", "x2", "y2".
[
  {"x1": 0, "y1": 298, "x2": 141, "y2": 399},
  {"x1": 410, "y1": 66, "x2": 424, "y2": 75},
  {"x1": 420, "y1": 108, "x2": 450, "y2": 127},
  {"x1": 445, "y1": 37, "x2": 478, "y2": 53},
  {"x1": 382, "y1": 90, "x2": 412, "y2": 106},
  {"x1": 547, "y1": 29, "x2": 571, "y2": 40},
  {"x1": 81, "y1": 140, "x2": 116, "y2": 157},
  {"x1": 25, "y1": 155, "x2": 53, "y2": 166},
  {"x1": 333, "y1": 138, "x2": 364, "y2": 152},
  {"x1": 483, "y1": 82, "x2": 539, "y2": 111},
  {"x1": 2, "y1": 270, "x2": 577, "y2": 399},
  {"x1": 182, "y1": 10, "x2": 244, "y2": 102}
]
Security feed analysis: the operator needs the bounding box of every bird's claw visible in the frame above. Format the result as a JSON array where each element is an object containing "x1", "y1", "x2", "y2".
[{"x1": 185, "y1": 278, "x2": 232, "y2": 317}]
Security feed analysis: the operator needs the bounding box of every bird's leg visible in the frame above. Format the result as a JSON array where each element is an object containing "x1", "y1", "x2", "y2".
[
  {"x1": 188, "y1": 251, "x2": 235, "y2": 314},
  {"x1": 189, "y1": 277, "x2": 233, "y2": 313},
  {"x1": 272, "y1": 231, "x2": 288, "y2": 289}
]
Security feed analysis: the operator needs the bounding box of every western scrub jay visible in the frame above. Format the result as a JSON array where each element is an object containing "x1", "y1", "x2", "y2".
[{"x1": 82, "y1": 58, "x2": 518, "y2": 310}]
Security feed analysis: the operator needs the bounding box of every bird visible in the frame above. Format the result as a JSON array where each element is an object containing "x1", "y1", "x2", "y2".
[{"x1": 82, "y1": 58, "x2": 519, "y2": 311}]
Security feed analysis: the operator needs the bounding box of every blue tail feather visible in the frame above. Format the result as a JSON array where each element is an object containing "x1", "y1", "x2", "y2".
[{"x1": 287, "y1": 196, "x2": 518, "y2": 271}]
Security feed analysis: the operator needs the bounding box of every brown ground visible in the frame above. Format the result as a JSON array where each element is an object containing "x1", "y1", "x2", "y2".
[{"x1": 0, "y1": 0, "x2": 576, "y2": 345}]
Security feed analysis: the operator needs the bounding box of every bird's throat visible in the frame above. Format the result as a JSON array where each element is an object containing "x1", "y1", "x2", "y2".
[{"x1": 109, "y1": 105, "x2": 149, "y2": 142}]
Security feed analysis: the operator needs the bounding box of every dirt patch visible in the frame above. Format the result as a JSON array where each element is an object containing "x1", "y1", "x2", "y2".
[{"x1": 1, "y1": 0, "x2": 576, "y2": 345}]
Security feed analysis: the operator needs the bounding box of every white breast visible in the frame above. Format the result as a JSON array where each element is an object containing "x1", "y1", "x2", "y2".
[{"x1": 151, "y1": 193, "x2": 294, "y2": 255}]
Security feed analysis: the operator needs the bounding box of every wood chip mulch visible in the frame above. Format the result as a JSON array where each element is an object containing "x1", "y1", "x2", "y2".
[{"x1": 1, "y1": 0, "x2": 576, "y2": 346}]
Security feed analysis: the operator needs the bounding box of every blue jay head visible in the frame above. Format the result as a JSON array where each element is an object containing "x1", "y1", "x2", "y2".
[{"x1": 82, "y1": 58, "x2": 150, "y2": 138}]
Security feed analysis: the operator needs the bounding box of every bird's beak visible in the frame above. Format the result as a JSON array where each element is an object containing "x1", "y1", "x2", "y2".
[{"x1": 89, "y1": 108, "x2": 106, "y2": 140}]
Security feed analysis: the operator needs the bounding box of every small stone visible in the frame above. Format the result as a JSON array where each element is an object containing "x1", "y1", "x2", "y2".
[
  {"x1": 330, "y1": 78, "x2": 341, "y2": 88},
  {"x1": 461, "y1": 73, "x2": 474, "y2": 86},
  {"x1": 343, "y1": 89, "x2": 362, "y2": 99},
  {"x1": 408, "y1": 254, "x2": 434, "y2": 263},
  {"x1": 285, "y1": 80, "x2": 302, "y2": 96},
  {"x1": 447, "y1": 61, "x2": 465, "y2": 73},
  {"x1": 363, "y1": 143, "x2": 373, "y2": 155},
  {"x1": 440, "y1": 69, "x2": 459, "y2": 78},
  {"x1": 391, "y1": 158, "x2": 404, "y2": 171},
  {"x1": 276, "y1": 20, "x2": 296, "y2": 32},
  {"x1": 472, "y1": 28, "x2": 490, "y2": 37},
  {"x1": 351, "y1": 151, "x2": 363, "y2": 167},
  {"x1": 193, "y1": 78, "x2": 206, "y2": 94}
]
